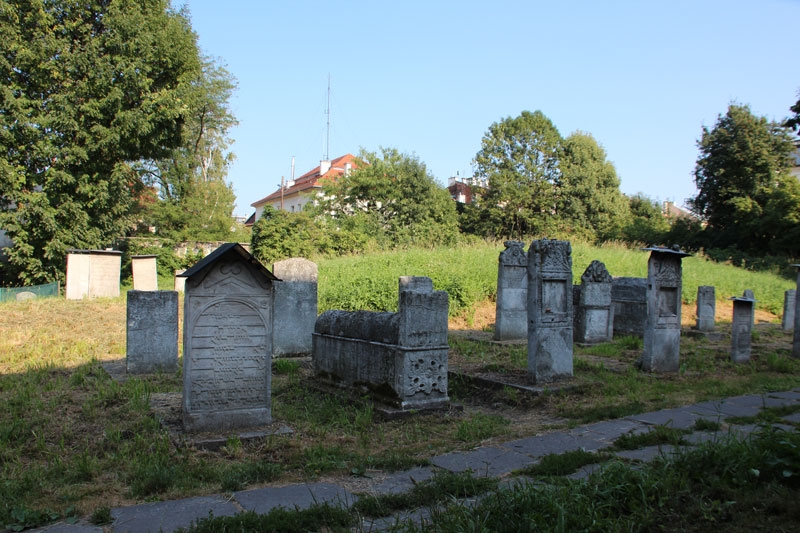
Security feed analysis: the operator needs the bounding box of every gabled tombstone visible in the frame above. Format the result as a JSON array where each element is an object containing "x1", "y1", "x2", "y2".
[
  {"x1": 574, "y1": 260, "x2": 613, "y2": 345},
  {"x1": 179, "y1": 243, "x2": 278, "y2": 432},
  {"x1": 527, "y1": 239, "x2": 573, "y2": 383},
  {"x1": 640, "y1": 246, "x2": 691, "y2": 372}
]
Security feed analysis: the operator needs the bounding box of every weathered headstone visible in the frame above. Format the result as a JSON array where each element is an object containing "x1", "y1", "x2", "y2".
[
  {"x1": 730, "y1": 292, "x2": 755, "y2": 364},
  {"x1": 272, "y1": 258, "x2": 318, "y2": 357},
  {"x1": 527, "y1": 239, "x2": 573, "y2": 383},
  {"x1": 611, "y1": 277, "x2": 647, "y2": 337},
  {"x1": 695, "y1": 285, "x2": 716, "y2": 332},
  {"x1": 574, "y1": 260, "x2": 613, "y2": 345},
  {"x1": 180, "y1": 243, "x2": 278, "y2": 432},
  {"x1": 126, "y1": 290, "x2": 179, "y2": 374},
  {"x1": 782, "y1": 289, "x2": 796, "y2": 332},
  {"x1": 174, "y1": 269, "x2": 187, "y2": 292},
  {"x1": 65, "y1": 249, "x2": 122, "y2": 299},
  {"x1": 313, "y1": 276, "x2": 450, "y2": 411},
  {"x1": 793, "y1": 264, "x2": 800, "y2": 358},
  {"x1": 640, "y1": 246, "x2": 691, "y2": 373},
  {"x1": 131, "y1": 255, "x2": 158, "y2": 291},
  {"x1": 494, "y1": 241, "x2": 528, "y2": 341}
]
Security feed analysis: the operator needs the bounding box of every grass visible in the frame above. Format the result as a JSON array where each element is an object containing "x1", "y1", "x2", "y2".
[{"x1": 1, "y1": 241, "x2": 799, "y2": 529}]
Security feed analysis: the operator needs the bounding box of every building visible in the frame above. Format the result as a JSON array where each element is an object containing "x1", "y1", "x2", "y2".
[
  {"x1": 250, "y1": 154, "x2": 358, "y2": 222},
  {"x1": 447, "y1": 174, "x2": 487, "y2": 204}
]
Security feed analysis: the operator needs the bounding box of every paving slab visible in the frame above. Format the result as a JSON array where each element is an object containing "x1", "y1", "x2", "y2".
[
  {"x1": 613, "y1": 444, "x2": 681, "y2": 463},
  {"x1": 366, "y1": 467, "x2": 436, "y2": 495},
  {"x1": 430, "y1": 446, "x2": 535, "y2": 477},
  {"x1": 572, "y1": 419, "x2": 649, "y2": 443},
  {"x1": 566, "y1": 463, "x2": 604, "y2": 481},
  {"x1": 28, "y1": 522, "x2": 103, "y2": 533},
  {"x1": 626, "y1": 407, "x2": 716, "y2": 429},
  {"x1": 233, "y1": 482, "x2": 355, "y2": 514},
  {"x1": 781, "y1": 413, "x2": 800, "y2": 425},
  {"x1": 503, "y1": 431, "x2": 608, "y2": 457},
  {"x1": 110, "y1": 495, "x2": 238, "y2": 533},
  {"x1": 765, "y1": 390, "x2": 800, "y2": 402}
]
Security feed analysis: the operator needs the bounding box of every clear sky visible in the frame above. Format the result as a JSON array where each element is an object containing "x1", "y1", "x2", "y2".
[{"x1": 181, "y1": 0, "x2": 800, "y2": 217}]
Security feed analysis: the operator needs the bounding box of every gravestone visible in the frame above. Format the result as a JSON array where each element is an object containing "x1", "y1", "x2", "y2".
[
  {"x1": 179, "y1": 243, "x2": 278, "y2": 432},
  {"x1": 494, "y1": 241, "x2": 528, "y2": 341},
  {"x1": 695, "y1": 285, "x2": 716, "y2": 332},
  {"x1": 574, "y1": 260, "x2": 613, "y2": 345},
  {"x1": 174, "y1": 269, "x2": 187, "y2": 292},
  {"x1": 131, "y1": 255, "x2": 158, "y2": 291},
  {"x1": 793, "y1": 264, "x2": 800, "y2": 358},
  {"x1": 126, "y1": 290, "x2": 179, "y2": 374},
  {"x1": 65, "y1": 249, "x2": 122, "y2": 299},
  {"x1": 272, "y1": 258, "x2": 318, "y2": 357},
  {"x1": 730, "y1": 292, "x2": 756, "y2": 364},
  {"x1": 782, "y1": 289, "x2": 796, "y2": 332},
  {"x1": 640, "y1": 246, "x2": 691, "y2": 373},
  {"x1": 527, "y1": 239, "x2": 573, "y2": 383},
  {"x1": 611, "y1": 277, "x2": 647, "y2": 337}
]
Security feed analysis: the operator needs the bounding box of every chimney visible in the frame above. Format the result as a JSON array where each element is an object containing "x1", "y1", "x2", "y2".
[{"x1": 320, "y1": 160, "x2": 331, "y2": 175}]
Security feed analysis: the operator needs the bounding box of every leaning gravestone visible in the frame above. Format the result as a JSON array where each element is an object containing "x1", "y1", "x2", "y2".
[
  {"x1": 528, "y1": 239, "x2": 573, "y2": 383},
  {"x1": 126, "y1": 290, "x2": 178, "y2": 374},
  {"x1": 272, "y1": 258, "x2": 318, "y2": 357},
  {"x1": 179, "y1": 243, "x2": 278, "y2": 432},
  {"x1": 730, "y1": 291, "x2": 756, "y2": 364},
  {"x1": 640, "y1": 246, "x2": 691, "y2": 372},
  {"x1": 782, "y1": 289, "x2": 796, "y2": 332},
  {"x1": 574, "y1": 260, "x2": 614, "y2": 345},
  {"x1": 695, "y1": 286, "x2": 715, "y2": 332},
  {"x1": 131, "y1": 255, "x2": 158, "y2": 291},
  {"x1": 494, "y1": 241, "x2": 528, "y2": 341}
]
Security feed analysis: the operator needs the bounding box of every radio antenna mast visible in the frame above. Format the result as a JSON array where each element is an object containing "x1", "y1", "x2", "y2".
[{"x1": 324, "y1": 74, "x2": 331, "y2": 161}]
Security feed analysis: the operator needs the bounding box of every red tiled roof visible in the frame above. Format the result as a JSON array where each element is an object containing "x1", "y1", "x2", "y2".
[{"x1": 251, "y1": 153, "x2": 359, "y2": 207}]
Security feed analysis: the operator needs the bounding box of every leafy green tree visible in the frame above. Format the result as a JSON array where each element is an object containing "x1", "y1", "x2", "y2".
[
  {"x1": 139, "y1": 57, "x2": 240, "y2": 241},
  {"x1": 315, "y1": 148, "x2": 459, "y2": 247},
  {"x1": 690, "y1": 104, "x2": 795, "y2": 252},
  {"x1": 0, "y1": 0, "x2": 202, "y2": 284},
  {"x1": 785, "y1": 90, "x2": 800, "y2": 132},
  {"x1": 473, "y1": 110, "x2": 562, "y2": 239},
  {"x1": 621, "y1": 194, "x2": 670, "y2": 245},
  {"x1": 250, "y1": 206, "x2": 321, "y2": 264},
  {"x1": 557, "y1": 132, "x2": 630, "y2": 241}
]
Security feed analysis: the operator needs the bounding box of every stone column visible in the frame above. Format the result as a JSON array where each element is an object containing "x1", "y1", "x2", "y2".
[
  {"x1": 782, "y1": 289, "x2": 796, "y2": 332},
  {"x1": 527, "y1": 239, "x2": 573, "y2": 383},
  {"x1": 695, "y1": 286, "x2": 715, "y2": 332},
  {"x1": 272, "y1": 258, "x2": 318, "y2": 357},
  {"x1": 574, "y1": 260, "x2": 613, "y2": 345},
  {"x1": 640, "y1": 246, "x2": 691, "y2": 372},
  {"x1": 126, "y1": 290, "x2": 179, "y2": 373},
  {"x1": 730, "y1": 292, "x2": 755, "y2": 364},
  {"x1": 494, "y1": 241, "x2": 528, "y2": 341},
  {"x1": 131, "y1": 254, "x2": 158, "y2": 291}
]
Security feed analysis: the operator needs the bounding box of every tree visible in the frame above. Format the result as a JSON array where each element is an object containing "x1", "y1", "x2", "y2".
[
  {"x1": 473, "y1": 110, "x2": 562, "y2": 239},
  {"x1": 0, "y1": 0, "x2": 202, "y2": 284},
  {"x1": 785, "y1": 90, "x2": 800, "y2": 132},
  {"x1": 556, "y1": 132, "x2": 630, "y2": 241},
  {"x1": 621, "y1": 194, "x2": 670, "y2": 245},
  {"x1": 315, "y1": 148, "x2": 459, "y2": 247},
  {"x1": 690, "y1": 104, "x2": 795, "y2": 252},
  {"x1": 140, "y1": 57, "x2": 240, "y2": 241}
]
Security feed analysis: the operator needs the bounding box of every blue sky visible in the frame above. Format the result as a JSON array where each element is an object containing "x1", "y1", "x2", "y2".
[{"x1": 181, "y1": 0, "x2": 800, "y2": 217}]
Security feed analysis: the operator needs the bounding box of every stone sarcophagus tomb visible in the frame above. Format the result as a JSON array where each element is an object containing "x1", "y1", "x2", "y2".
[
  {"x1": 313, "y1": 276, "x2": 450, "y2": 410},
  {"x1": 179, "y1": 243, "x2": 278, "y2": 432},
  {"x1": 494, "y1": 241, "x2": 528, "y2": 341},
  {"x1": 640, "y1": 246, "x2": 691, "y2": 373},
  {"x1": 528, "y1": 239, "x2": 573, "y2": 383}
]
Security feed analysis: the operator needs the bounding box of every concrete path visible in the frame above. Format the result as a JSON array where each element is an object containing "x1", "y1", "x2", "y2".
[{"x1": 28, "y1": 389, "x2": 800, "y2": 533}]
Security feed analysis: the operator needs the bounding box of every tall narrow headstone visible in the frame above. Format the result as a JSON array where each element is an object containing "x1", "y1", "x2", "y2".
[
  {"x1": 179, "y1": 243, "x2": 278, "y2": 432},
  {"x1": 126, "y1": 290, "x2": 179, "y2": 373},
  {"x1": 793, "y1": 264, "x2": 800, "y2": 358},
  {"x1": 782, "y1": 289, "x2": 796, "y2": 332},
  {"x1": 65, "y1": 249, "x2": 122, "y2": 299},
  {"x1": 730, "y1": 292, "x2": 755, "y2": 364},
  {"x1": 272, "y1": 258, "x2": 318, "y2": 357},
  {"x1": 695, "y1": 286, "x2": 716, "y2": 332},
  {"x1": 611, "y1": 277, "x2": 647, "y2": 337},
  {"x1": 494, "y1": 241, "x2": 528, "y2": 341},
  {"x1": 131, "y1": 255, "x2": 158, "y2": 291},
  {"x1": 527, "y1": 239, "x2": 573, "y2": 383},
  {"x1": 174, "y1": 269, "x2": 187, "y2": 292},
  {"x1": 574, "y1": 260, "x2": 613, "y2": 345},
  {"x1": 640, "y1": 246, "x2": 691, "y2": 372}
]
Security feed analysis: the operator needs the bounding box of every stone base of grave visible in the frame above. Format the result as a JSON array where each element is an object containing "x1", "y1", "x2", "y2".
[
  {"x1": 684, "y1": 329, "x2": 726, "y2": 342},
  {"x1": 149, "y1": 393, "x2": 293, "y2": 451},
  {"x1": 448, "y1": 370, "x2": 588, "y2": 397}
]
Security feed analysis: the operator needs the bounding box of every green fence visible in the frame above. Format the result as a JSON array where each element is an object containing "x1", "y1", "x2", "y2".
[{"x1": 0, "y1": 281, "x2": 60, "y2": 303}]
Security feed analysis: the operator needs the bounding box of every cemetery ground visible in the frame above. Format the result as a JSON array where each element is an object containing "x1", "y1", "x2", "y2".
[{"x1": 2, "y1": 295, "x2": 800, "y2": 531}]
